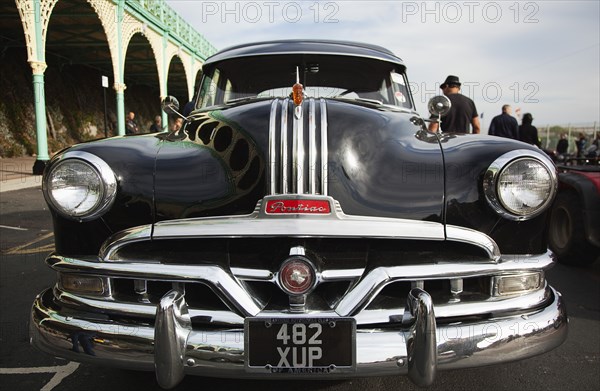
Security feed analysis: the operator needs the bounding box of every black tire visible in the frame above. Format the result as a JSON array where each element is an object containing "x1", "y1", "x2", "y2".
[{"x1": 548, "y1": 191, "x2": 598, "y2": 266}]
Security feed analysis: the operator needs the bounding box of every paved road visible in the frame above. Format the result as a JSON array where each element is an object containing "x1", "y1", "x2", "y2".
[{"x1": 1, "y1": 186, "x2": 599, "y2": 391}]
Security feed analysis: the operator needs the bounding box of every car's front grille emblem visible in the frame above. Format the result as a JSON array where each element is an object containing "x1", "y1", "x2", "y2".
[{"x1": 279, "y1": 257, "x2": 315, "y2": 296}]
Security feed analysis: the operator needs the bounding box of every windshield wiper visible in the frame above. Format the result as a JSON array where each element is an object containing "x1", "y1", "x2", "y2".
[
  {"x1": 225, "y1": 96, "x2": 258, "y2": 105},
  {"x1": 354, "y1": 97, "x2": 383, "y2": 105}
]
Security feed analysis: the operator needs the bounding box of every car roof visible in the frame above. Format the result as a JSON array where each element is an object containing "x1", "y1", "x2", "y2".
[{"x1": 203, "y1": 39, "x2": 405, "y2": 68}]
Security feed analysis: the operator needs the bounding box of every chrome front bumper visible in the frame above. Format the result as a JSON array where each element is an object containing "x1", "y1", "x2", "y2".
[{"x1": 30, "y1": 286, "x2": 567, "y2": 388}]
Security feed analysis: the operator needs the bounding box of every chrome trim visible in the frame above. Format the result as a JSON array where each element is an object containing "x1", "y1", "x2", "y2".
[
  {"x1": 308, "y1": 98, "x2": 317, "y2": 194},
  {"x1": 446, "y1": 225, "x2": 500, "y2": 262},
  {"x1": 48, "y1": 250, "x2": 553, "y2": 322},
  {"x1": 149, "y1": 196, "x2": 447, "y2": 242},
  {"x1": 231, "y1": 268, "x2": 274, "y2": 281},
  {"x1": 152, "y1": 214, "x2": 445, "y2": 240},
  {"x1": 232, "y1": 267, "x2": 365, "y2": 282},
  {"x1": 483, "y1": 149, "x2": 558, "y2": 221},
  {"x1": 268, "y1": 99, "x2": 279, "y2": 195},
  {"x1": 56, "y1": 288, "x2": 245, "y2": 325},
  {"x1": 321, "y1": 268, "x2": 365, "y2": 281},
  {"x1": 450, "y1": 279, "x2": 463, "y2": 295},
  {"x1": 293, "y1": 100, "x2": 304, "y2": 193},
  {"x1": 335, "y1": 251, "x2": 554, "y2": 316},
  {"x1": 406, "y1": 289, "x2": 437, "y2": 387},
  {"x1": 320, "y1": 99, "x2": 328, "y2": 195},
  {"x1": 354, "y1": 286, "x2": 551, "y2": 323},
  {"x1": 53, "y1": 281, "x2": 551, "y2": 326},
  {"x1": 30, "y1": 287, "x2": 567, "y2": 383},
  {"x1": 281, "y1": 98, "x2": 289, "y2": 194},
  {"x1": 154, "y1": 289, "x2": 191, "y2": 389},
  {"x1": 269, "y1": 100, "x2": 326, "y2": 195},
  {"x1": 48, "y1": 254, "x2": 262, "y2": 317},
  {"x1": 43, "y1": 150, "x2": 118, "y2": 221},
  {"x1": 99, "y1": 225, "x2": 152, "y2": 261},
  {"x1": 97, "y1": 195, "x2": 500, "y2": 262}
]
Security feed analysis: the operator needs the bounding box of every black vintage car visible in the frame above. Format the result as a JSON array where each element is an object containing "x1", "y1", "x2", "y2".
[{"x1": 31, "y1": 40, "x2": 567, "y2": 388}]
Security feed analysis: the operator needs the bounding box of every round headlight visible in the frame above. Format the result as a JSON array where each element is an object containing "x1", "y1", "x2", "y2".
[
  {"x1": 484, "y1": 150, "x2": 557, "y2": 221},
  {"x1": 44, "y1": 151, "x2": 117, "y2": 221}
]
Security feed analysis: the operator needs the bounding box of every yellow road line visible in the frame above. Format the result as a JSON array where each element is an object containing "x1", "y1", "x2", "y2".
[{"x1": 4, "y1": 232, "x2": 54, "y2": 255}]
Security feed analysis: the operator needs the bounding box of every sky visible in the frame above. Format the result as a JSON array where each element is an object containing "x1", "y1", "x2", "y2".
[{"x1": 166, "y1": 0, "x2": 600, "y2": 130}]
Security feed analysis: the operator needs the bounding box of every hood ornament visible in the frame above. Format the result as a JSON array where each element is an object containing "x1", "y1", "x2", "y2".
[{"x1": 293, "y1": 66, "x2": 303, "y2": 119}]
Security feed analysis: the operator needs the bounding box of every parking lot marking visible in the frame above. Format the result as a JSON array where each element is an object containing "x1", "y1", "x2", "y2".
[
  {"x1": 5, "y1": 232, "x2": 54, "y2": 255},
  {"x1": 0, "y1": 225, "x2": 28, "y2": 231},
  {"x1": 0, "y1": 361, "x2": 80, "y2": 391}
]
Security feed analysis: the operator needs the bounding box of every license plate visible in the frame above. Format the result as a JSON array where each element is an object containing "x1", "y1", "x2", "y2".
[{"x1": 245, "y1": 317, "x2": 356, "y2": 373}]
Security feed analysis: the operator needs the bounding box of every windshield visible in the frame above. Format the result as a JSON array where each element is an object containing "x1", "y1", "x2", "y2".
[{"x1": 196, "y1": 54, "x2": 413, "y2": 110}]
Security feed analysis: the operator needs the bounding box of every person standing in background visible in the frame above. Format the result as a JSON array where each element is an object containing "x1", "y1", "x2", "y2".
[
  {"x1": 575, "y1": 133, "x2": 587, "y2": 157},
  {"x1": 519, "y1": 113, "x2": 541, "y2": 148},
  {"x1": 125, "y1": 111, "x2": 139, "y2": 135},
  {"x1": 149, "y1": 115, "x2": 162, "y2": 132},
  {"x1": 489, "y1": 105, "x2": 519, "y2": 139},
  {"x1": 556, "y1": 133, "x2": 569, "y2": 157},
  {"x1": 428, "y1": 75, "x2": 480, "y2": 134}
]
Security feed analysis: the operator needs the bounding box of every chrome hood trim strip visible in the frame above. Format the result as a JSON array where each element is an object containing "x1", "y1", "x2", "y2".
[
  {"x1": 148, "y1": 195, "x2": 450, "y2": 250},
  {"x1": 268, "y1": 99, "x2": 279, "y2": 195},
  {"x1": 320, "y1": 99, "x2": 328, "y2": 195},
  {"x1": 100, "y1": 195, "x2": 501, "y2": 261},
  {"x1": 268, "y1": 98, "x2": 328, "y2": 195}
]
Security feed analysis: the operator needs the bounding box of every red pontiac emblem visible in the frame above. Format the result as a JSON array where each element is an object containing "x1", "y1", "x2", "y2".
[
  {"x1": 279, "y1": 258, "x2": 316, "y2": 295},
  {"x1": 265, "y1": 199, "x2": 331, "y2": 214}
]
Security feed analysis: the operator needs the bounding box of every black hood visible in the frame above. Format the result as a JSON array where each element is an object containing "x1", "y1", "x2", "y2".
[{"x1": 154, "y1": 99, "x2": 445, "y2": 223}]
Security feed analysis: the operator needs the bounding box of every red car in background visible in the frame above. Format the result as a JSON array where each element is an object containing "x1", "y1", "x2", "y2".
[{"x1": 549, "y1": 161, "x2": 600, "y2": 266}]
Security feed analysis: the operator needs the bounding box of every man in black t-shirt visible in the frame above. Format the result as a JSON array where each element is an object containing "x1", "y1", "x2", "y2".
[{"x1": 429, "y1": 75, "x2": 480, "y2": 134}]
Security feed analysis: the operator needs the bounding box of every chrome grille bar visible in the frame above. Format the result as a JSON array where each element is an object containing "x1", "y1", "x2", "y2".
[
  {"x1": 320, "y1": 98, "x2": 328, "y2": 195},
  {"x1": 308, "y1": 99, "x2": 317, "y2": 194},
  {"x1": 293, "y1": 102, "x2": 304, "y2": 193},
  {"x1": 268, "y1": 99, "x2": 279, "y2": 195},
  {"x1": 280, "y1": 98, "x2": 289, "y2": 194}
]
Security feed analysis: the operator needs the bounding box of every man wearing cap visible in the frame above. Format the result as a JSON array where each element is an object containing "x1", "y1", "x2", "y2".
[{"x1": 429, "y1": 75, "x2": 480, "y2": 134}]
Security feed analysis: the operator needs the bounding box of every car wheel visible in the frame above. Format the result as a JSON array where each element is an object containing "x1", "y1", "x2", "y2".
[{"x1": 549, "y1": 191, "x2": 597, "y2": 266}]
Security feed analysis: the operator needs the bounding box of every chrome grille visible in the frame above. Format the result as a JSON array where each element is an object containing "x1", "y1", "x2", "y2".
[{"x1": 51, "y1": 237, "x2": 552, "y2": 327}]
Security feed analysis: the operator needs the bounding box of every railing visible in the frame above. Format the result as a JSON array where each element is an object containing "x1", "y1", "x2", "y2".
[
  {"x1": 539, "y1": 122, "x2": 599, "y2": 155},
  {"x1": 129, "y1": 0, "x2": 217, "y2": 59}
]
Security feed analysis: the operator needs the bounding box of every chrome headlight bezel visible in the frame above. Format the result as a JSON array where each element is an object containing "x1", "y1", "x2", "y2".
[
  {"x1": 43, "y1": 151, "x2": 117, "y2": 221},
  {"x1": 483, "y1": 149, "x2": 557, "y2": 221}
]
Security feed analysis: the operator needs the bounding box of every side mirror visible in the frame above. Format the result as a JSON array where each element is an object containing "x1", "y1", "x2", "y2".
[
  {"x1": 161, "y1": 96, "x2": 180, "y2": 115},
  {"x1": 427, "y1": 95, "x2": 451, "y2": 117}
]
